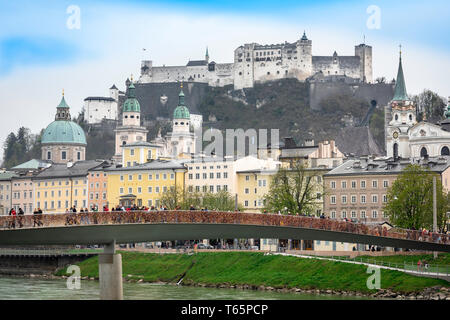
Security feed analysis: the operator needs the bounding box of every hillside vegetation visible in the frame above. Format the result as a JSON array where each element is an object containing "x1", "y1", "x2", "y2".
[{"x1": 198, "y1": 79, "x2": 371, "y2": 145}]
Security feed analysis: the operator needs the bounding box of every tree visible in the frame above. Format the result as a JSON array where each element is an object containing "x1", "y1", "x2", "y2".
[
  {"x1": 263, "y1": 163, "x2": 322, "y2": 215},
  {"x1": 384, "y1": 165, "x2": 449, "y2": 232},
  {"x1": 412, "y1": 90, "x2": 446, "y2": 123},
  {"x1": 160, "y1": 187, "x2": 239, "y2": 211}
]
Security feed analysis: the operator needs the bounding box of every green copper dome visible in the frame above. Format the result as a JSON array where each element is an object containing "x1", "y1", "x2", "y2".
[
  {"x1": 42, "y1": 121, "x2": 87, "y2": 145},
  {"x1": 123, "y1": 82, "x2": 141, "y2": 112},
  {"x1": 42, "y1": 95, "x2": 87, "y2": 145},
  {"x1": 173, "y1": 90, "x2": 190, "y2": 119}
]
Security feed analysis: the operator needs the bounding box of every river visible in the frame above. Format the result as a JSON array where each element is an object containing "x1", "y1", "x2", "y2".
[{"x1": 0, "y1": 276, "x2": 371, "y2": 300}]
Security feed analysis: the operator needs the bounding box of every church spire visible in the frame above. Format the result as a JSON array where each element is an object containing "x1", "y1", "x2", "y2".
[
  {"x1": 392, "y1": 46, "x2": 408, "y2": 101},
  {"x1": 205, "y1": 47, "x2": 209, "y2": 62}
]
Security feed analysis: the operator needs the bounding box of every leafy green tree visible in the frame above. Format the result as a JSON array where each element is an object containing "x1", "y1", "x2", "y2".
[
  {"x1": 263, "y1": 163, "x2": 322, "y2": 215},
  {"x1": 384, "y1": 165, "x2": 449, "y2": 231}
]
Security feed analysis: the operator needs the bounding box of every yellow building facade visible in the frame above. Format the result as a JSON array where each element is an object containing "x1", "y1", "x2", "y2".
[
  {"x1": 33, "y1": 160, "x2": 106, "y2": 212},
  {"x1": 106, "y1": 160, "x2": 186, "y2": 208},
  {"x1": 121, "y1": 142, "x2": 161, "y2": 167},
  {"x1": 236, "y1": 170, "x2": 277, "y2": 212}
]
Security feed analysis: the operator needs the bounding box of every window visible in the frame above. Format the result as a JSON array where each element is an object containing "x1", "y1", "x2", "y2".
[
  {"x1": 210, "y1": 185, "x2": 214, "y2": 192},
  {"x1": 331, "y1": 181, "x2": 336, "y2": 189},
  {"x1": 372, "y1": 180, "x2": 378, "y2": 188},
  {"x1": 351, "y1": 195, "x2": 357, "y2": 203},
  {"x1": 351, "y1": 211, "x2": 357, "y2": 218},
  {"x1": 137, "y1": 187, "x2": 142, "y2": 194},
  {"x1": 341, "y1": 211, "x2": 347, "y2": 219},
  {"x1": 203, "y1": 173, "x2": 207, "y2": 179},
  {"x1": 120, "y1": 175, "x2": 124, "y2": 181},
  {"x1": 128, "y1": 175, "x2": 133, "y2": 181},
  {"x1": 223, "y1": 172, "x2": 228, "y2": 179},
  {"x1": 383, "y1": 194, "x2": 387, "y2": 203},
  {"x1": 128, "y1": 187, "x2": 132, "y2": 194},
  {"x1": 77, "y1": 152, "x2": 81, "y2": 160},
  {"x1": 155, "y1": 187, "x2": 160, "y2": 193},
  {"x1": 244, "y1": 200, "x2": 249, "y2": 207},
  {"x1": 341, "y1": 181, "x2": 347, "y2": 189},
  {"x1": 331, "y1": 211, "x2": 336, "y2": 219},
  {"x1": 361, "y1": 195, "x2": 366, "y2": 204},
  {"x1": 119, "y1": 188, "x2": 124, "y2": 194},
  {"x1": 245, "y1": 175, "x2": 250, "y2": 181},
  {"x1": 61, "y1": 151, "x2": 67, "y2": 160},
  {"x1": 360, "y1": 210, "x2": 366, "y2": 219},
  {"x1": 330, "y1": 195, "x2": 336, "y2": 204},
  {"x1": 170, "y1": 173, "x2": 174, "y2": 180},
  {"x1": 148, "y1": 174, "x2": 153, "y2": 180},
  {"x1": 148, "y1": 187, "x2": 152, "y2": 193},
  {"x1": 195, "y1": 173, "x2": 200, "y2": 179},
  {"x1": 138, "y1": 174, "x2": 142, "y2": 181},
  {"x1": 361, "y1": 180, "x2": 366, "y2": 188},
  {"x1": 341, "y1": 195, "x2": 347, "y2": 204},
  {"x1": 351, "y1": 181, "x2": 356, "y2": 189},
  {"x1": 372, "y1": 210, "x2": 378, "y2": 219},
  {"x1": 383, "y1": 180, "x2": 389, "y2": 188},
  {"x1": 156, "y1": 174, "x2": 159, "y2": 180},
  {"x1": 209, "y1": 173, "x2": 214, "y2": 179},
  {"x1": 372, "y1": 195, "x2": 378, "y2": 203},
  {"x1": 216, "y1": 172, "x2": 221, "y2": 179},
  {"x1": 130, "y1": 149, "x2": 134, "y2": 156},
  {"x1": 163, "y1": 173, "x2": 167, "y2": 180},
  {"x1": 245, "y1": 188, "x2": 249, "y2": 194}
]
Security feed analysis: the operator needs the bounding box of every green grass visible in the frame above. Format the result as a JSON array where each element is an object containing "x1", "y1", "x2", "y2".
[
  {"x1": 350, "y1": 253, "x2": 450, "y2": 266},
  {"x1": 55, "y1": 252, "x2": 449, "y2": 294}
]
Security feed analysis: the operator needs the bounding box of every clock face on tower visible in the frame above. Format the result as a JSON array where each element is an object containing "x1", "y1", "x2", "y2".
[{"x1": 393, "y1": 132, "x2": 399, "y2": 139}]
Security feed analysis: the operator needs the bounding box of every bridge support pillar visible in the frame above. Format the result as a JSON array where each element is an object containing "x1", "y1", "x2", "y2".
[{"x1": 99, "y1": 241, "x2": 123, "y2": 300}]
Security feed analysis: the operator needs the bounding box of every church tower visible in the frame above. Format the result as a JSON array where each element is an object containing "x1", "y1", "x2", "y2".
[
  {"x1": 113, "y1": 78, "x2": 148, "y2": 162},
  {"x1": 165, "y1": 85, "x2": 196, "y2": 158},
  {"x1": 386, "y1": 48, "x2": 416, "y2": 159}
]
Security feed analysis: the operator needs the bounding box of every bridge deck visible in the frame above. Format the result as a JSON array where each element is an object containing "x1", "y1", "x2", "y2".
[{"x1": 0, "y1": 211, "x2": 449, "y2": 252}]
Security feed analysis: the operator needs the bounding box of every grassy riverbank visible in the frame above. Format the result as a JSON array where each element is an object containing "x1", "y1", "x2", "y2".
[
  {"x1": 55, "y1": 252, "x2": 449, "y2": 294},
  {"x1": 351, "y1": 253, "x2": 450, "y2": 265}
]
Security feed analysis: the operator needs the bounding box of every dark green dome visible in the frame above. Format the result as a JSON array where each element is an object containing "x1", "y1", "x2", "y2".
[
  {"x1": 123, "y1": 82, "x2": 140, "y2": 112},
  {"x1": 173, "y1": 90, "x2": 190, "y2": 119}
]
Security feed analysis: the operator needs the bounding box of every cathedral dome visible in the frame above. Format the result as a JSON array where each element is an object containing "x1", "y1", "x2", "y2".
[
  {"x1": 173, "y1": 90, "x2": 190, "y2": 119},
  {"x1": 42, "y1": 94, "x2": 87, "y2": 146},
  {"x1": 123, "y1": 82, "x2": 141, "y2": 112},
  {"x1": 42, "y1": 120, "x2": 87, "y2": 145}
]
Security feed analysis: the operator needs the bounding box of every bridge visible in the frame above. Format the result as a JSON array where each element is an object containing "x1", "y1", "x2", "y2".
[{"x1": 0, "y1": 210, "x2": 449, "y2": 299}]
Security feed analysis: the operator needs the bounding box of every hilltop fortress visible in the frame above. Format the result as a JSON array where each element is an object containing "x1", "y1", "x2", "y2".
[{"x1": 139, "y1": 32, "x2": 373, "y2": 90}]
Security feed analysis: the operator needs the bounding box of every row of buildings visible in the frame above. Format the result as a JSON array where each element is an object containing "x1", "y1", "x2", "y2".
[{"x1": 1, "y1": 50, "x2": 449, "y2": 252}]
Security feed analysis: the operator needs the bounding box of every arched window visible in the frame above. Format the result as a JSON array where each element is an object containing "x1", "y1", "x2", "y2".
[
  {"x1": 441, "y1": 146, "x2": 450, "y2": 156},
  {"x1": 395, "y1": 114, "x2": 399, "y2": 121},
  {"x1": 420, "y1": 147, "x2": 428, "y2": 157},
  {"x1": 393, "y1": 143, "x2": 398, "y2": 159},
  {"x1": 122, "y1": 141, "x2": 126, "y2": 146},
  {"x1": 47, "y1": 151, "x2": 52, "y2": 160}
]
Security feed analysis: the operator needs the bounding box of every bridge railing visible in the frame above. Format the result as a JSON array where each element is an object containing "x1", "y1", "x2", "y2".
[{"x1": 0, "y1": 211, "x2": 449, "y2": 246}]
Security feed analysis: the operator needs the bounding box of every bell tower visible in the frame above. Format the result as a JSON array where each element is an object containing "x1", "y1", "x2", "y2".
[{"x1": 386, "y1": 46, "x2": 416, "y2": 159}]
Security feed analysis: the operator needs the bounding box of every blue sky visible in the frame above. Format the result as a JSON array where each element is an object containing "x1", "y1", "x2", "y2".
[{"x1": 0, "y1": 0, "x2": 449, "y2": 159}]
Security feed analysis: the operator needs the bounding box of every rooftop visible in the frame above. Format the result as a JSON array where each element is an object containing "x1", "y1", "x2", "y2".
[
  {"x1": 324, "y1": 156, "x2": 450, "y2": 177},
  {"x1": 105, "y1": 159, "x2": 186, "y2": 172}
]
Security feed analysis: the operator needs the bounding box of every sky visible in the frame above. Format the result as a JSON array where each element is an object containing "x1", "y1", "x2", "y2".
[{"x1": 0, "y1": 0, "x2": 449, "y2": 162}]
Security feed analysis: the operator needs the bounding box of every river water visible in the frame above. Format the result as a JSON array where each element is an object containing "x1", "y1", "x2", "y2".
[{"x1": 0, "y1": 276, "x2": 370, "y2": 300}]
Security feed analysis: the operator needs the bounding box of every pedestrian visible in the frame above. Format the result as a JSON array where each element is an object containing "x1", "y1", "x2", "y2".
[{"x1": 417, "y1": 260, "x2": 422, "y2": 271}]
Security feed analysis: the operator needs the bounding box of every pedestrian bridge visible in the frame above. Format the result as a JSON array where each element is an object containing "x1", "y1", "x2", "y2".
[
  {"x1": 0, "y1": 211, "x2": 449, "y2": 252},
  {"x1": 1, "y1": 211, "x2": 449, "y2": 300}
]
